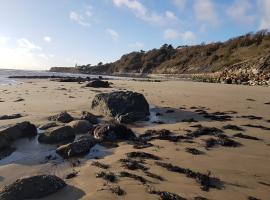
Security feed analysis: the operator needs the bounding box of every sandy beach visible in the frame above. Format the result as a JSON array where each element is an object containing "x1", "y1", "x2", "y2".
[{"x1": 0, "y1": 78, "x2": 270, "y2": 200}]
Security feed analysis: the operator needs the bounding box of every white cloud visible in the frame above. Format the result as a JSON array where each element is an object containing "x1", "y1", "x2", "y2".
[
  {"x1": 258, "y1": 0, "x2": 270, "y2": 29},
  {"x1": 112, "y1": 0, "x2": 179, "y2": 26},
  {"x1": 129, "y1": 41, "x2": 144, "y2": 50},
  {"x1": 226, "y1": 0, "x2": 255, "y2": 25},
  {"x1": 164, "y1": 29, "x2": 196, "y2": 42},
  {"x1": 17, "y1": 38, "x2": 41, "y2": 51},
  {"x1": 0, "y1": 37, "x2": 53, "y2": 69},
  {"x1": 172, "y1": 0, "x2": 186, "y2": 10},
  {"x1": 106, "y1": 28, "x2": 120, "y2": 41},
  {"x1": 43, "y1": 36, "x2": 51, "y2": 43},
  {"x1": 0, "y1": 36, "x2": 10, "y2": 45},
  {"x1": 70, "y1": 11, "x2": 91, "y2": 27},
  {"x1": 193, "y1": 0, "x2": 219, "y2": 26}
]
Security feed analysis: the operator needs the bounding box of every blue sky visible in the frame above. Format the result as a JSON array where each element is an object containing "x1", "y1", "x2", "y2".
[{"x1": 0, "y1": 0, "x2": 269, "y2": 70}]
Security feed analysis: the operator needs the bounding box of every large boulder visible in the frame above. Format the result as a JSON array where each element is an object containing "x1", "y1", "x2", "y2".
[
  {"x1": 48, "y1": 111, "x2": 73, "y2": 123},
  {"x1": 85, "y1": 80, "x2": 110, "y2": 88},
  {"x1": 0, "y1": 175, "x2": 66, "y2": 200},
  {"x1": 68, "y1": 120, "x2": 93, "y2": 134},
  {"x1": 91, "y1": 91, "x2": 150, "y2": 123},
  {"x1": 56, "y1": 136, "x2": 96, "y2": 158},
  {"x1": 92, "y1": 123, "x2": 136, "y2": 142},
  {"x1": 38, "y1": 126, "x2": 75, "y2": 144},
  {"x1": 0, "y1": 121, "x2": 37, "y2": 150}
]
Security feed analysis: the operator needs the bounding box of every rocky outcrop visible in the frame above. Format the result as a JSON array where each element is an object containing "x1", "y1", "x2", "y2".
[
  {"x1": 68, "y1": 120, "x2": 93, "y2": 134},
  {"x1": 38, "y1": 126, "x2": 75, "y2": 144},
  {"x1": 56, "y1": 136, "x2": 96, "y2": 158},
  {"x1": 85, "y1": 80, "x2": 110, "y2": 88},
  {"x1": 0, "y1": 175, "x2": 66, "y2": 200},
  {"x1": 92, "y1": 123, "x2": 136, "y2": 142},
  {"x1": 48, "y1": 111, "x2": 73, "y2": 123},
  {"x1": 91, "y1": 91, "x2": 150, "y2": 123},
  {"x1": 0, "y1": 121, "x2": 37, "y2": 150}
]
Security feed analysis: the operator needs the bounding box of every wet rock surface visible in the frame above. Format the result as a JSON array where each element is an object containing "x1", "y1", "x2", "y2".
[
  {"x1": 38, "y1": 125, "x2": 75, "y2": 144},
  {"x1": 0, "y1": 175, "x2": 66, "y2": 200},
  {"x1": 56, "y1": 136, "x2": 96, "y2": 158},
  {"x1": 92, "y1": 123, "x2": 136, "y2": 142},
  {"x1": 91, "y1": 91, "x2": 150, "y2": 123},
  {"x1": 68, "y1": 120, "x2": 93, "y2": 134},
  {"x1": 39, "y1": 122, "x2": 59, "y2": 130},
  {"x1": 0, "y1": 121, "x2": 37, "y2": 150},
  {"x1": 48, "y1": 111, "x2": 73, "y2": 123},
  {"x1": 80, "y1": 111, "x2": 99, "y2": 124}
]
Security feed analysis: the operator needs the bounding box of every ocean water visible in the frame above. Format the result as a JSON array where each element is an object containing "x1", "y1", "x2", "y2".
[{"x1": 0, "y1": 68, "x2": 126, "y2": 85}]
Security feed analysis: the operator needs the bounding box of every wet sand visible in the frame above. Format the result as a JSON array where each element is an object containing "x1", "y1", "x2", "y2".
[{"x1": 0, "y1": 79, "x2": 270, "y2": 200}]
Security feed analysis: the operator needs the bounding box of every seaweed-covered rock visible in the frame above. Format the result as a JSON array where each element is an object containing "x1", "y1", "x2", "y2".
[
  {"x1": 0, "y1": 175, "x2": 66, "y2": 200},
  {"x1": 56, "y1": 136, "x2": 96, "y2": 158},
  {"x1": 38, "y1": 126, "x2": 75, "y2": 144},
  {"x1": 85, "y1": 80, "x2": 110, "y2": 88},
  {"x1": 91, "y1": 91, "x2": 149, "y2": 123},
  {"x1": 68, "y1": 120, "x2": 93, "y2": 134},
  {"x1": 93, "y1": 123, "x2": 136, "y2": 142},
  {"x1": 48, "y1": 111, "x2": 73, "y2": 123}
]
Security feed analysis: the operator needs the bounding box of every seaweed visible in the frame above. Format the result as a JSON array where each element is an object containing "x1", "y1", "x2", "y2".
[
  {"x1": 233, "y1": 133, "x2": 260, "y2": 141},
  {"x1": 155, "y1": 161, "x2": 223, "y2": 191},
  {"x1": 91, "y1": 161, "x2": 110, "y2": 169},
  {"x1": 96, "y1": 171, "x2": 117, "y2": 182},
  {"x1": 119, "y1": 171, "x2": 149, "y2": 184},
  {"x1": 127, "y1": 151, "x2": 161, "y2": 160},
  {"x1": 185, "y1": 147, "x2": 205, "y2": 155}
]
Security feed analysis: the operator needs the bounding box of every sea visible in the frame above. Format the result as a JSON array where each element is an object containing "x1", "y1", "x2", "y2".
[{"x1": 0, "y1": 68, "x2": 126, "y2": 85}]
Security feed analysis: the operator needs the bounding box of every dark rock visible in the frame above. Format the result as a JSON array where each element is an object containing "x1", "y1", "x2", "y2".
[
  {"x1": 56, "y1": 136, "x2": 96, "y2": 158},
  {"x1": 48, "y1": 111, "x2": 73, "y2": 123},
  {"x1": 140, "y1": 129, "x2": 185, "y2": 142},
  {"x1": 0, "y1": 121, "x2": 37, "y2": 150},
  {"x1": 85, "y1": 80, "x2": 110, "y2": 88},
  {"x1": 39, "y1": 122, "x2": 58, "y2": 130},
  {"x1": 68, "y1": 120, "x2": 93, "y2": 134},
  {"x1": 91, "y1": 91, "x2": 150, "y2": 123},
  {"x1": 0, "y1": 114, "x2": 22, "y2": 120},
  {"x1": 0, "y1": 175, "x2": 66, "y2": 200},
  {"x1": 92, "y1": 123, "x2": 136, "y2": 142},
  {"x1": 38, "y1": 126, "x2": 75, "y2": 144},
  {"x1": 0, "y1": 147, "x2": 16, "y2": 160},
  {"x1": 80, "y1": 111, "x2": 99, "y2": 124}
]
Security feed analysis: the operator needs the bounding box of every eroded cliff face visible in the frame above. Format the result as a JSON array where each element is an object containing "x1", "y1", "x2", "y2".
[{"x1": 50, "y1": 31, "x2": 270, "y2": 85}]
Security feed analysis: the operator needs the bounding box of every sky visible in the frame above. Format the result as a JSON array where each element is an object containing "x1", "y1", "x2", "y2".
[{"x1": 0, "y1": 0, "x2": 269, "y2": 70}]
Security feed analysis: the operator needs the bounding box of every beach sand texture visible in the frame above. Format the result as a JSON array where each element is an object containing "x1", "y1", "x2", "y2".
[{"x1": 0, "y1": 79, "x2": 270, "y2": 200}]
